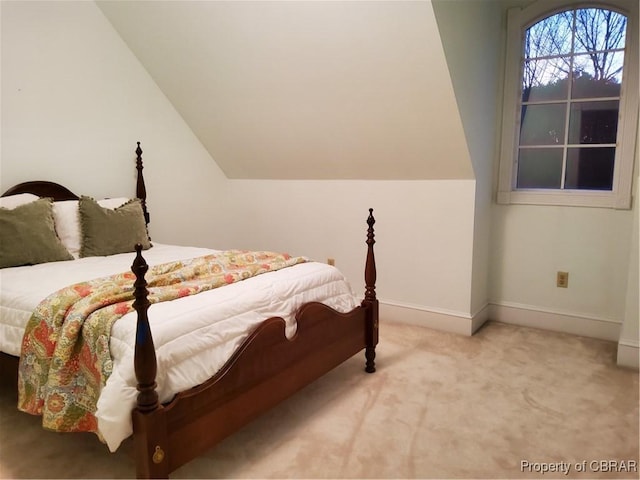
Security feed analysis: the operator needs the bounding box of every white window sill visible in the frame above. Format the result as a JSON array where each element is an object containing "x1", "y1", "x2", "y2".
[{"x1": 497, "y1": 189, "x2": 632, "y2": 209}]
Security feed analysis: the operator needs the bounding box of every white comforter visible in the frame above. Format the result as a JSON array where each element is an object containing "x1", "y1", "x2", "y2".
[{"x1": 0, "y1": 243, "x2": 359, "y2": 451}]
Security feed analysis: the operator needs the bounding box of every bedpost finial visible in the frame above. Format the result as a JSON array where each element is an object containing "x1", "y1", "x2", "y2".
[
  {"x1": 366, "y1": 209, "x2": 375, "y2": 246},
  {"x1": 134, "y1": 142, "x2": 149, "y2": 226},
  {"x1": 364, "y1": 208, "x2": 376, "y2": 301}
]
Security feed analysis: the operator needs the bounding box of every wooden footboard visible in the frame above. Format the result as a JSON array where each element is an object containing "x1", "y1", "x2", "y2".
[
  {"x1": 1, "y1": 146, "x2": 378, "y2": 478},
  {"x1": 131, "y1": 209, "x2": 379, "y2": 478}
]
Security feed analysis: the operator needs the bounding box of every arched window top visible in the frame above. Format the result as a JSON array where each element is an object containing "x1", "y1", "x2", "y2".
[
  {"x1": 523, "y1": 7, "x2": 626, "y2": 103},
  {"x1": 525, "y1": 8, "x2": 627, "y2": 57},
  {"x1": 524, "y1": 4, "x2": 628, "y2": 30},
  {"x1": 517, "y1": 0, "x2": 633, "y2": 26}
]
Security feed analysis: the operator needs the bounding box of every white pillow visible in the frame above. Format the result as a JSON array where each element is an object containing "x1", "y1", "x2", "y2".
[
  {"x1": 0, "y1": 193, "x2": 39, "y2": 209},
  {"x1": 53, "y1": 198, "x2": 129, "y2": 258}
]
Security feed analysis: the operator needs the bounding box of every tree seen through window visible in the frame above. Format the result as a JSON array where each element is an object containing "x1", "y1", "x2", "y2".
[{"x1": 517, "y1": 7, "x2": 626, "y2": 191}]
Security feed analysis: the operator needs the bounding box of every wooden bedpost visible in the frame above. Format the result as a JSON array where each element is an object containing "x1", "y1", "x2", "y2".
[
  {"x1": 363, "y1": 208, "x2": 379, "y2": 373},
  {"x1": 132, "y1": 244, "x2": 157, "y2": 412},
  {"x1": 135, "y1": 142, "x2": 150, "y2": 225},
  {"x1": 131, "y1": 245, "x2": 169, "y2": 479}
]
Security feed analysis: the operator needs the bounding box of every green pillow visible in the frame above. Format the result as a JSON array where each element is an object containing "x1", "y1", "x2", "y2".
[
  {"x1": 79, "y1": 196, "x2": 151, "y2": 257},
  {"x1": 0, "y1": 198, "x2": 74, "y2": 268}
]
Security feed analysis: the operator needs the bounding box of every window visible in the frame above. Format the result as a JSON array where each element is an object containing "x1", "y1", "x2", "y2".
[{"x1": 497, "y1": 0, "x2": 638, "y2": 208}]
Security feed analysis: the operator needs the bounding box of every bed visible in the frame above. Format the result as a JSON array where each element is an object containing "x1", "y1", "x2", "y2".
[{"x1": 0, "y1": 143, "x2": 379, "y2": 478}]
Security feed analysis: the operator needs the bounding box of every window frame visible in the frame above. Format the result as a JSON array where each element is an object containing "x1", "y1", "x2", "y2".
[{"x1": 497, "y1": 0, "x2": 638, "y2": 209}]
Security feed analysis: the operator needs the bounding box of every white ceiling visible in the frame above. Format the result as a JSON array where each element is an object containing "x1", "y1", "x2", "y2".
[{"x1": 97, "y1": 1, "x2": 473, "y2": 180}]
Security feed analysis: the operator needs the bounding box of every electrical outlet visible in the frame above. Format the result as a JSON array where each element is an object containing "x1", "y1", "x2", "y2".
[
  {"x1": 327, "y1": 258, "x2": 335, "y2": 266},
  {"x1": 557, "y1": 271, "x2": 569, "y2": 288}
]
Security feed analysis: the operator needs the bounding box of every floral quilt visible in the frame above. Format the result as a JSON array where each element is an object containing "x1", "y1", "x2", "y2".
[{"x1": 17, "y1": 250, "x2": 306, "y2": 435}]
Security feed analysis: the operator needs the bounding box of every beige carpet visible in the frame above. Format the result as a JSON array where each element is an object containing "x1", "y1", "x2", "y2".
[{"x1": 0, "y1": 320, "x2": 638, "y2": 479}]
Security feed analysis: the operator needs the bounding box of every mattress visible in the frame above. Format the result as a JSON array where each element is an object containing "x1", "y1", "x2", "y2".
[{"x1": 0, "y1": 243, "x2": 360, "y2": 451}]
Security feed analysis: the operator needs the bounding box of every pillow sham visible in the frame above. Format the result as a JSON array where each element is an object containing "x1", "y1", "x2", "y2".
[
  {"x1": 79, "y1": 196, "x2": 151, "y2": 257},
  {"x1": 53, "y1": 197, "x2": 129, "y2": 258},
  {"x1": 0, "y1": 198, "x2": 74, "y2": 268},
  {"x1": 0, "y1": 193, "x2": 39, "y2": 209}
]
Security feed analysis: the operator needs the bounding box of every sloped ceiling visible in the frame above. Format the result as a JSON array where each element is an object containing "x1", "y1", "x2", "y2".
[{"x1": 97, "y1": 0, "x2": 473, "y2": 180}]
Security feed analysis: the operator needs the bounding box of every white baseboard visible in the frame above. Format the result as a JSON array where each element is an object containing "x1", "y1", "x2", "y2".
[
  {"x1": 489, "y1": 302, "x2": 621, "y2": 342},
  {"x1": 616, "y1": 340, "x2": 639, "y2": 370},
  {"x1": 471, "y1": 303, "x2": 491, "y2": 333},
  {"x1": 381, "y1": 300, "x2": 635, "y2": 369},
  {"x1": 379, "y1": 301, "x2": 489, "y2": 336}
]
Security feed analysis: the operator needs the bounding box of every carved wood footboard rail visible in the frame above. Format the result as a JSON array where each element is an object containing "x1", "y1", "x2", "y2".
[{"x1": 130, "y1": 209, "x2": 379, "y2": 478}]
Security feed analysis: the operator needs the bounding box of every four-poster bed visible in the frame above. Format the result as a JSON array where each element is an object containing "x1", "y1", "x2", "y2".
[{"x1": 0, "y1": 143, "x2": 379, "y2": 478}]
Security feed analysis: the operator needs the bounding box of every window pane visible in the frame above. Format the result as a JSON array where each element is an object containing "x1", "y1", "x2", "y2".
[
  {"x1": 509, "y1": 7, "x2": 629, "y2": 199},
  {"x1": 525, "y1": 12, "x2": 572, "y2": 58},
  {"x1": 517, "y1": 148, "x2": 563, "y2": 188},
  {"x1": 572, "y1": 52, "x2": 624, "y2": 98},
  {"x1": 565, "y1": 147, "x2": 615, "y2": 190},
  {"x1": 520, "y1": 104, "x2": 566, "y2": 145},
  {"x1": 522, "y1": 57, "x2": 570, "y2": 102},
  {"x1": 573, "y1": 8, "x2": 627, "y2": 54},
  {"x1": 568, "y1": 101, "x2": 619, "y2": 144}
]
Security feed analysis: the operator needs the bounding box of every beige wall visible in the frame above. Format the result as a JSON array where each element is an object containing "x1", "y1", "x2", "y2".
[
  {"x1": 432, "y1": 0, "x2": 504, "y2": 317},
  {"x1": 0, "y1": 0, "x2": 230, "y2": 245},
  {"x1": 490, "y1": 205, "x2": 634, "y2": 323},
  {"x1": 97, "y1": 0, "x2": 474, "y2": 182},
  {"x1": 617, "y1": 150, "x2": 639, "y2": 368},
  {"x1": 3, "y1": 0, "x2": 634, "y2": 347},
  {"x1": 222, "y1": 179, "x2": 477, "y2": 318},
  {"x1": 488, "y1": 0, "x2": 638, "y2": 349},
  {"x1": 1, "y1": 0, "x2": 480, "y2": 326}
]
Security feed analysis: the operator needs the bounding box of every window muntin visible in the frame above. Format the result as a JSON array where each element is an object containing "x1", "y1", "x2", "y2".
[{"x1": 516, "y1": 7, "x2": 627, "y2": 192}]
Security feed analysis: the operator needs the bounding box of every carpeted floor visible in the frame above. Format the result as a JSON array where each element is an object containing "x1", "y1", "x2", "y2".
[{"x1": 0, "y1": 320, "x2": 638, "y2": 479}]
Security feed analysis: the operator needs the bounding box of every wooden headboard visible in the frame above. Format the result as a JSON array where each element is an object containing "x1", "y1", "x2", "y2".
[
  {"x1": 1, "y1": 142, "x2": 149, "y2": 225},
  {"x1": 1, "y1": 181, "x2": 79, "y2": 201}
]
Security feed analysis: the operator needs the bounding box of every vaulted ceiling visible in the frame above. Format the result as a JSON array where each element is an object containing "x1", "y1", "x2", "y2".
[{"x1": 97, "y1": 1, "x2": 473, "y2": 180}]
